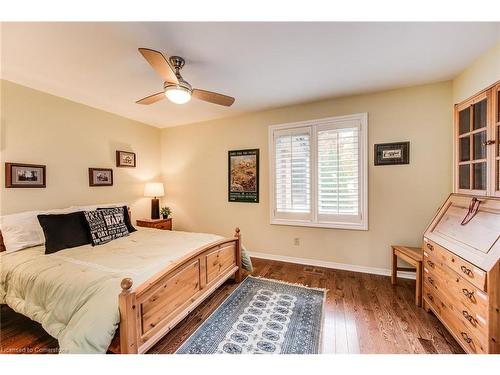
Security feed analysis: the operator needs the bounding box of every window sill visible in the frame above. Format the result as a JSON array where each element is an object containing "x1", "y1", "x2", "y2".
[{"x1": 270, "y1": 218, "x2": 368, "y2": 231}]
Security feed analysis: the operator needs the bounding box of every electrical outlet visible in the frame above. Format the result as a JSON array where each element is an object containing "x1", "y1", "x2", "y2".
[{"x1": 293, "y1": 237, "x2": 300, "y2": 246}]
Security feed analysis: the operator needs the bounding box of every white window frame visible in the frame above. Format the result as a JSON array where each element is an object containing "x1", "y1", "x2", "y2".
[{"x1": 269, "y1": 113, "x2": 368, "y2": 230}]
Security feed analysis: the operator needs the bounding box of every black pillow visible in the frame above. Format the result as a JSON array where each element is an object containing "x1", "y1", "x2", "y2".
[
  {"x1": 84, "y1": 207, "x2": 129, "y2": 246},
  {"x1": 37, "y1": 211, "x2": 92, "y2": 254},
  {"x1": 98, "y1": 206, "x2": 136, "y2": 233}
]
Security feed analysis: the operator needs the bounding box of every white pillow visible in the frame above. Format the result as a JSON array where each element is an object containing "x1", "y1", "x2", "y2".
[
  {"x1": 0, "y1": 207, "x2": 72, "y2": 253},
  {"x1": 0, "y1": 211, "x2": 45, "y2": 253},
  {"x1": 69, "y1": 202, "x2": 128, "y2": 212}
]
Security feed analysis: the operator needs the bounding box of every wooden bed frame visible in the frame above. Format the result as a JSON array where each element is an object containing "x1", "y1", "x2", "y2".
[{"x1": 0, "y1": 220, "x2": 242, "y2": 354}]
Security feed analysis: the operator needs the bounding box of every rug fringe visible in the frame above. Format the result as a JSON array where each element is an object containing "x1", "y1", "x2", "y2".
[{"x1": 249, "y1": 275, "x2": 328, "y2": 293}]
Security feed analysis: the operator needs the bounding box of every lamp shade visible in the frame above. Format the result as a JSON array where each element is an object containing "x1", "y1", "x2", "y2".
[{"x1": 144, "y1": 182, "x2": 164, "y2": 198}]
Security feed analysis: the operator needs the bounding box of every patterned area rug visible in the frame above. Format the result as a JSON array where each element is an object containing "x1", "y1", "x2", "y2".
[{"x1": 176, "y1": 276, "x2": 326, "y2": 354}]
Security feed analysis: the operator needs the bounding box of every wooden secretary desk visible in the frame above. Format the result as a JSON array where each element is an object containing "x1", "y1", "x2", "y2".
[
  {"x1": 421, "y1": 81, "x2": 500, "y2": 354},
  {"x1": 422, "y1": 194, "x2": 500, "y2": 354}
]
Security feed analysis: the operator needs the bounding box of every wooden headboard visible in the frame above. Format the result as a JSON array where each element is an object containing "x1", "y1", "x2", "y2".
[{"x1": 0, "y1": 207, "x2": 132, "y2": 253}]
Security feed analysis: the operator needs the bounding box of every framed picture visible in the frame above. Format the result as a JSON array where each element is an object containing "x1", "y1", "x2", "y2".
[
  {"x1": 116, "y1": 150, "x2": 136, "y2": 168},
  {"x1": 5, "y1": 162, "x2": 46, "y2": 188},
  {"x1": 89, "y1": 168, "x2": 113, "y2": 186},
  {"x1": 228, "y1": 149, "x2": 259, "y2": 203},
  {"x1": 374, "y1": 142, "x2": 410, "y2": 166}
]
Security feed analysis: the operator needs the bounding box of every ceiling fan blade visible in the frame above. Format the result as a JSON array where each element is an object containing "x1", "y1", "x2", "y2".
[
  {"x1": 136, "y1": 92, "x2": 165, "y2": 105},
  {"x1": 192, "y1": 89, "x2": 235, "y2": 107},
  {"x1": 138, "y1": 48, "x2": 179, "y2": 84}
]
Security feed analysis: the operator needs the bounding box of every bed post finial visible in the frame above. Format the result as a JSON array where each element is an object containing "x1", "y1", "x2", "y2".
[
  {"x1": 121, "y1": 278, "x2": 133, "y2": 293},
  {"x1": 234, "y1": 227, "x2": 240, "y2": 238}
]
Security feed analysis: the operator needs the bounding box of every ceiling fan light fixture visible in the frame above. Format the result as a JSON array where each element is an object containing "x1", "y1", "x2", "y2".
[
  {"x1": 137, "y1": 49, "x2": 235, "y2": 107},
  {"x1": 165, "y1": 85, "x2": 191, "y2": 104}
]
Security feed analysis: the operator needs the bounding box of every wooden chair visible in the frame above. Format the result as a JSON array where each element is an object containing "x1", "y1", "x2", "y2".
[{"x1": 391, "y1": 245, "x2": 423, "y2": 307}]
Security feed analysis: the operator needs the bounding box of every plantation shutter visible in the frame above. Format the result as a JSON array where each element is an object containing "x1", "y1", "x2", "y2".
[
  {"x1": 274, "y1": 127, "x2": 312, "y2": 221},
  {"x1": 317, "y1": 122, "x2": 361, "y2": 223},
  {"x1": 270, "y1": 113, "x2": 367, "y2": 230}
]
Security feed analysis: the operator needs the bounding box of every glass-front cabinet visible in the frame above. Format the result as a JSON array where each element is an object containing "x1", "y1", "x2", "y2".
[{"x1": 454, "y1": 81, "x2": 500, "y2": 196}]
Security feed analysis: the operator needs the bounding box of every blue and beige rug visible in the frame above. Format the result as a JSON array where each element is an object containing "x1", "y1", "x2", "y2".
[{"x1": 176, "y1": 276, "x2": 326, "y2": 354}]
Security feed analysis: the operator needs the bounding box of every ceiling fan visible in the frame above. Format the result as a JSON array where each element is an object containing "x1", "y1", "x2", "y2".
[{"x1": 136, "y1": 48, "x2": 235, "y2": 107}]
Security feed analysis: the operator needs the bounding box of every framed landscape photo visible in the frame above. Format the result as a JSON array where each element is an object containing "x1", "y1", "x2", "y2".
[
  {"x1": 228, "y1": 149, "x2": 259, "y2": 203},
  {"x1": 116, "y1": 150, "x2": 136, "y2": 168},
  {"x1": 374, "y1": 142, "x2": 410, "y2": 166},
  {"x1": 89, "y1": 168, "x2": 113, "y2": 186},
  {"x1": 5, "y1": 162, "x2": 46, "y2": 188}
]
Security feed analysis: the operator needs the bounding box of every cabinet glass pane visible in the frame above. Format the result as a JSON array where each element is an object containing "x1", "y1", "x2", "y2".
[
  {"x1": 459, "y1": 164, "x2": 470, "y2": 189},
  {"x1": 459, "y1": 107, "x2": 470, "y2": 135},
  {"x1": 473, "y1": 131, "x2": 486, "y2": 160},
  {"x1": 473, "y1": 162, "x2": 487, "y2": 190},
  {"x1": 473, "y1": 99, "x2": 487, "y2": 130},
  {"x1": 459, "y1": 136, "x2": 470, "y2": 161}
]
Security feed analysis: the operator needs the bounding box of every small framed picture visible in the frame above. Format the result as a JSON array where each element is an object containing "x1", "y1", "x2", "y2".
[
  {"x1": 5, "y1": 162, "x2": 46, "y2": 188},
  {"x1": 116, "y1": 150, "x2": 136, "y2": 168},
  {"x1": 89, "y1": 168, "x2": 113, "y2": 186},
  {"x1": 374, "y1": 142, "x2": 410, "y2": 166},
  {"x1": 228, "y1": 149, "x2": 259, "y2": 203}
]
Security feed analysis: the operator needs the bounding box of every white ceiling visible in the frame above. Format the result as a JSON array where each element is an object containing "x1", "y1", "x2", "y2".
[{"x1": 1, "y1": 22, "x2": 499, "y2": 128}]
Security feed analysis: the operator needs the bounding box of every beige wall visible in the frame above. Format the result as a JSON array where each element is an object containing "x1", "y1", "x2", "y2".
[
  {"x1": 0, "y1": 80, "x2": 162, "y2": 219},
  {"x1": 452, "y1": 43, "x2": 500, "y2": 104},
  {"x1": 161, "y1": 81, "x2": 453, "y2": 272}
]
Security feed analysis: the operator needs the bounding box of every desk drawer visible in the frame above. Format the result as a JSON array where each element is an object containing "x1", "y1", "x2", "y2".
[
  {"x1": 424, "y1": 276, "x2": 488, "y2": 346},
  {"x1": 423, "y1": 284, "x2": 487, "y2": 354},
  {"x1": 424, "y1": 239, "x2": 486, "y2": 292},
  {"x1": 423, "y1": 251, "x2": 488, "y2": 318}
]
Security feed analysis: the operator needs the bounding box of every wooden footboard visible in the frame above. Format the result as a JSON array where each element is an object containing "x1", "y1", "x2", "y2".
[{"x1": 115, "y1": 228, "x2": 242, "y2": 354}]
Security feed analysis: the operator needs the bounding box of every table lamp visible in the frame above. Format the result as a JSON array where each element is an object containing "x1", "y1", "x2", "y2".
[{"x1": 144, "y1": 182, "x2": 164, "y2": 220}]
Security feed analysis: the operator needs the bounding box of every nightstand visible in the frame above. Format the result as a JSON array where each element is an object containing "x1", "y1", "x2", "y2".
[{"x1": 136, "y1": 218, "x2": 172, "y2": 230}]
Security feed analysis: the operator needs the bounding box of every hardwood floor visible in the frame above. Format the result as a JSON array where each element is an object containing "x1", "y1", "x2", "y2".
[{"x1": 0, "y1": 258, "x2": 464, "y2": 354}]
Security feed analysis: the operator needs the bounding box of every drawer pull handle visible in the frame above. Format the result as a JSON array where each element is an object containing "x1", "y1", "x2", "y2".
[
  {"x1": 427, "y1": 276, "x2": 434, "y2": 285},
  {"x1": 460, "y1": 332, "x2": 473, "y2": 344},
  {"x1": 427, "y1": 293, "x2": 434, "y2": 302},
  {"x1": 427, "y1": 260, "x2": 434, "y2": 268},
  {"x1": 426, "y1": 243, "x2": 434, "y2": 251},
  {"x1": 460, "y1": 265, "x2": 473, "y2": 277},
  {"x1": 462, "y1": 310, "x2": 477, "y2": 326},
  {"x1": 462, "y1": 288, "x2": 475, "y2": 300}
]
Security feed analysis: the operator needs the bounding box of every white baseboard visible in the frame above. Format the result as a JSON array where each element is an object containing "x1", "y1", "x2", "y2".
[{"x1": 249, "y1": 251, "x2": 416, "y2": 280}]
